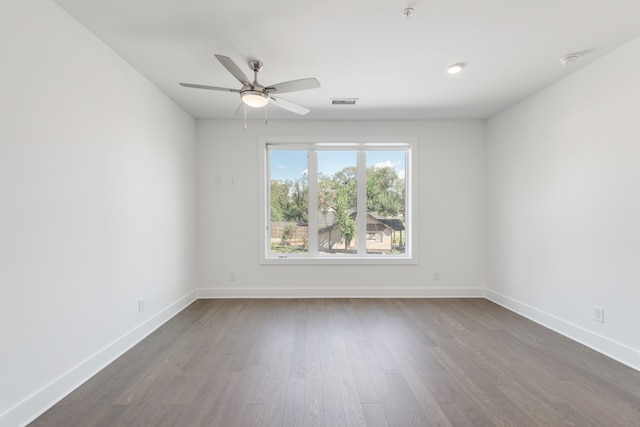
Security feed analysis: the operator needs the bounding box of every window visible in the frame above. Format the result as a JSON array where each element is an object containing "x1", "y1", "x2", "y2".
[{"x1": 260, "y1": 138, "x2": 414, "y2": 264}]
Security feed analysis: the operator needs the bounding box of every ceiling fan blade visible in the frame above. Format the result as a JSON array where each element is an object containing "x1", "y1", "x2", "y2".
[
  {"x1": 266, "y1": 78, "x2": 320, "y2": 94},
  {"x1": 214, "y1": 54, "x2": 251, "y2": 86},
  {"x1": 179, "y1": 82, "x2": 241, "y2": 93},
  {"x1": 269, "y1": 96, "x2": 310, "y2": 115}
]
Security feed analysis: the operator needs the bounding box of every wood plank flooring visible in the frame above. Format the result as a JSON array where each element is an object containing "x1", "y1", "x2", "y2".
[{"x1": 31, "y1": 299, "x2": 640, "y2": 426}]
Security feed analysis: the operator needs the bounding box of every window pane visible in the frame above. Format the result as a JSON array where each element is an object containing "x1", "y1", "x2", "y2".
[
  {"x1": 262, "y1": 141, "x2": 412, "y2": 263},
  {"x1": 365, "y1": 151, "x2": 406, "y2": 254},
  {"x1": 317, "y1": 151, "x2": 357, "y2": 255},
  {"x1": 269, "y1": 150, "x2": 308, "y2": 255}
]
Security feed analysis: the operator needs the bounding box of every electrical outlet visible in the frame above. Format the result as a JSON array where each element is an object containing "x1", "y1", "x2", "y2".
[
  {"x1": 433, "y1": 271, "x2": 440, "y2": 281},
  {"x1": 593, "y1": 306, "x2": 604, "y2": 323},
  {"x1": 138, "y1": 298, "x2": 145, "y2": 313},
  {"x1": 230, "y1": 176, "x2": 237, "y2": 185},
  {"x1": 230, "y1": 271, "x2": 237, "y2": 282}
]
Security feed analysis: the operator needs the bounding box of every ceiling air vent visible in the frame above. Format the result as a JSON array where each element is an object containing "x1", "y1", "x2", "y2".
[{"x1": 331, "y1": 98, "x2": 358, "y2": 105}]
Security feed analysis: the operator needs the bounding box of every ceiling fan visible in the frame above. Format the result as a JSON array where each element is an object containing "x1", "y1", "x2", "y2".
[{"x1": 180, "y1": 54, "x2": 320, "y2": 116}]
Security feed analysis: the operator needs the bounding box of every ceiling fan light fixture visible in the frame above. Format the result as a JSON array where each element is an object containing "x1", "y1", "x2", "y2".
[{"x1": 241, "y1": 90, "x2": 269, "y2": 108}]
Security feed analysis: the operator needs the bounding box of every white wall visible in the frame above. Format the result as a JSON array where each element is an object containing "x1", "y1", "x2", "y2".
[
  {"x1": 0, "y1": 1, "x2": 197, "y2": 425},
  {"x1": 486, "y1": 37, "x2": 640, "y2": 369},
  {"x1": 6, "y1": 1, "x2": 638, "y2": 424},
  {"x1": 197, "y1": 120, "x2": 486, "y2": 297}
]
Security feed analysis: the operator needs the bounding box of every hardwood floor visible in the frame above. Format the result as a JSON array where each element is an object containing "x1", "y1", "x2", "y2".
[{"x1": 31, "y1": 299, "x2": 640, "y2": 426}]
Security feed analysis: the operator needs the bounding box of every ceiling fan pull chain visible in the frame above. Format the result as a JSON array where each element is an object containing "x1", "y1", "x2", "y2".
[
  {"x1": 244, "y1": 103, "x2": 248, "y2": 130},
  {"x1": 265, "y1": 105, "x2": 268, "y2": 125}
]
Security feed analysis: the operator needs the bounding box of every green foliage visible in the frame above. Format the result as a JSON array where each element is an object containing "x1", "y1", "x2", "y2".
[
  {"x1": 288, "y1": 177, "x2": 308, "y2": 222},
  {"x1": 334, "y1": 188, "x2": 356, "y2": 249},
  {"x1": 280, "y1": 224, "x2": 295, "y2": 245},
  {"x1": 270, "y1": 177, "x2": 308, "y2": 223},
  {"x1": 333, "y1": 166, "x2": 357, "y2": 208},
  {"x1": 271, "y1": 242, "x2": 307, "y2": 253},
  {"x1": 366, "y1": 166, "x2": 404, "y2": 217},
  {"x1": 270, "y1": 181, "x2": 289, "y2": 222},
  {"x1": 271, "y1": 163, "x2": 404, "y2": 249}
]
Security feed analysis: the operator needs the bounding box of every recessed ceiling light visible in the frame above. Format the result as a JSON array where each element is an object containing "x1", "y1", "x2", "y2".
[
  {"x1": 559, "y1": 53, "x2": 581, "y2": 66},
  {"x1": 447, "y1": 63, "x2": 465, "y2": 74}
]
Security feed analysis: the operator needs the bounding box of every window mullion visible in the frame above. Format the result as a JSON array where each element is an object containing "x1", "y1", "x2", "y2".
[
  {"x1": 356, "y1": 150, "x2": 367, "y2": 256},
  {"x1": 307, "y1": 150, "x2": 319, "y2": 256},
  {"x1": 265, "y1": 148, "x2": 272, "y2": 253}
]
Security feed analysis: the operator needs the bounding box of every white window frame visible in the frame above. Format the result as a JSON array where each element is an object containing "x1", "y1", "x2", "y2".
[{"x1": 258, "y1": 136, "x2": 417, "y2": 265}]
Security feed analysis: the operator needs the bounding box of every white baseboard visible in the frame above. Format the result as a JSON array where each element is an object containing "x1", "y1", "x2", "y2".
[
  {"x1": 197, "y1": 286, "x2": 486, "y2": 299},
  {"x1": 2, "y1": 290, "x2": 198, "y2": 427},
  {"x1": 485, "y1": 289, "x2": 640, "y2": 372}
]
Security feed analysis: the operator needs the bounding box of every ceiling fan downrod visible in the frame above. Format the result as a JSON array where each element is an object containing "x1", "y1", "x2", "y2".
[{"x1": 248, "y1": 60, "x2": 263, "y2": 86}]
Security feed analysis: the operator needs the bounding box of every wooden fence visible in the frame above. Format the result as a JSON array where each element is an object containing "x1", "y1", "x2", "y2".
[{"x1": 270, "y1": 222, "x2": 308, "y2": 245}]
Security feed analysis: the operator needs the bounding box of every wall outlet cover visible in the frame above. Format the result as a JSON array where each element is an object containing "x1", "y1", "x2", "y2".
[{"x1": 593, "y1": 306, "x2": 604, "y2": 323}]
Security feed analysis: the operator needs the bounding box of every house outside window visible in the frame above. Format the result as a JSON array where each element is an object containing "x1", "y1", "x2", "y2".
[{"x1": 259, "y1": 137, "x2": 415, "y2": 264}]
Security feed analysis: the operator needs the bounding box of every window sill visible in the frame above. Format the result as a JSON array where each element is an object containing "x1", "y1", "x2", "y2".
[{"x1": 260, "y1": 255, "x2": 417, "y2": 265}]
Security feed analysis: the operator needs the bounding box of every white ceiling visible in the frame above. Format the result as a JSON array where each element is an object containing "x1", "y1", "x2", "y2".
[{"x1": 54, "y1": 0, "x2": 640, "y2": 121}]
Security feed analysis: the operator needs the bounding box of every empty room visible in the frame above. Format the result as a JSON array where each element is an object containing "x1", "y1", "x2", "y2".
[{"x1": 1, "y1": 0, "x2": 639, "y2": 426}]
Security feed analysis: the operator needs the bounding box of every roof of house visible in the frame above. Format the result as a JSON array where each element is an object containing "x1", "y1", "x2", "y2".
[
  {"x1": 377, "y1": 218, "x2": 405, "y2": 231},
  {"x1": 319, "y1": 212, "x2": 405, "y2": 232}
]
